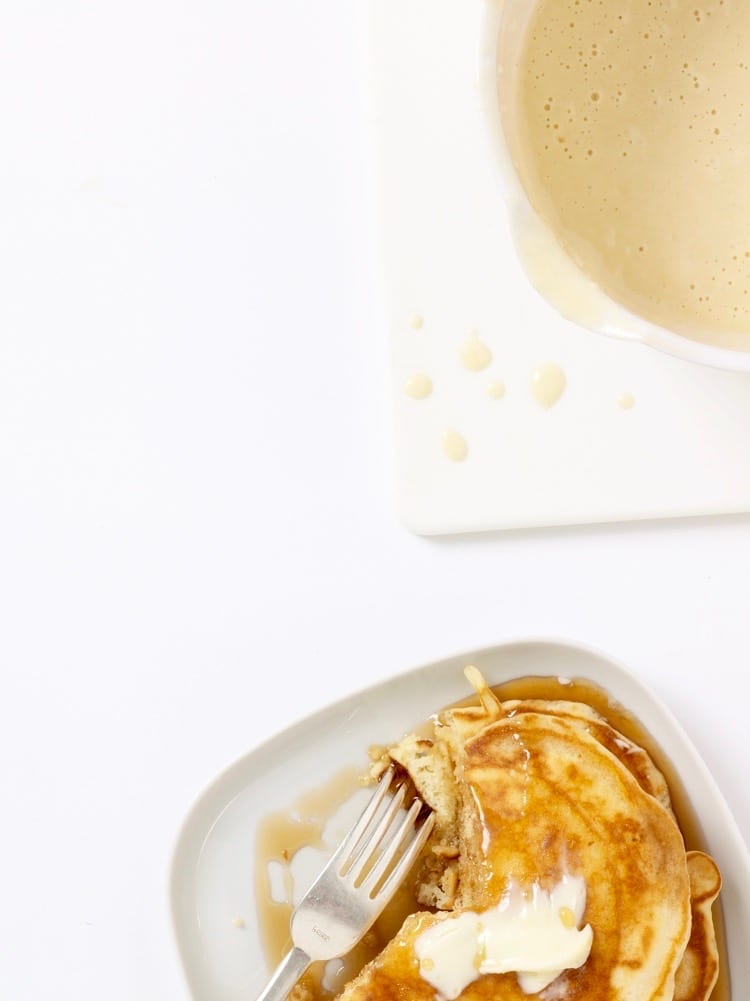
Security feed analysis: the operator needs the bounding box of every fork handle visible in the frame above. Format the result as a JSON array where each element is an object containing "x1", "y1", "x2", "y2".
[{"x1": 254, "y1": 946, "x2": 311, "y2": 1001}]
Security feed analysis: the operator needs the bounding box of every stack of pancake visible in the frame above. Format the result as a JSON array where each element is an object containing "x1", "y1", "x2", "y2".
[{"x1": 337, "y1": 668, "x2": 722, "y2": 1001}]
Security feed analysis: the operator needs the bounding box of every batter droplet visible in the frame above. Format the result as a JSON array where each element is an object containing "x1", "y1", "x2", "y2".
[
  {"x1": 617, "y1": 391, "x2": 635, "y2": 410},
  {"x1": 404, "y1": 373, "x2": 433, "y2": 400},
  {"x1": 487, "y1": 380, "x2": 506, "y2": 400},
  {"x1": 441, "y1": 429, "x2": 469, "y2": 462},
  {"x1": 408, "y1": 314, "x2": 424, "y2": 330},
  {"x1": 530, "y1": 363, "x2": 567, "y2": 408},
  {"x1": 460, "y1": 330, "x2": 493, "y2": 372}
]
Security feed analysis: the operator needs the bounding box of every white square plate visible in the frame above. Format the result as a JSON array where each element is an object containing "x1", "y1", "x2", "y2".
[{"x1": 169, "y1": 639, "x2": 748, "y2": 999}]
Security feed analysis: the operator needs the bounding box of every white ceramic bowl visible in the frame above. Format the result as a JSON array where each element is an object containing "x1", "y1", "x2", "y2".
[{"x1": 479, "y1": 0, "x2": 750, "y2": 374}]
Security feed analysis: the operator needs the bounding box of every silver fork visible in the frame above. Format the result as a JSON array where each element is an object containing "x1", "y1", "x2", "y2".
[{"x1": 254, "y1": 766, "x2": 434, "y2": 1001}]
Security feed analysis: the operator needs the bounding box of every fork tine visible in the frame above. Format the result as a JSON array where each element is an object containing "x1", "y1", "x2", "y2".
[
  {"x1": 324, "y1": 765, "x2": 396, "y2": 871},
  {"x1": 369, "y1": 809, "x2": 435, "y2": 899},
  {"x1": 346, "y1": 782, "x2": 407, "y2": 881},
  {"x1": 284, "y1": 773, "x2": 435, "y2": 973},
  {"x1": 359, "y1": 796, "x2": 423, "y2": 894}
]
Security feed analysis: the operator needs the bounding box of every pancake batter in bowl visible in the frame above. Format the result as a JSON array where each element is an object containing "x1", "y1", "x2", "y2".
[{"x1": 513, "y1": 0, "x2": 750, "y2": 349}]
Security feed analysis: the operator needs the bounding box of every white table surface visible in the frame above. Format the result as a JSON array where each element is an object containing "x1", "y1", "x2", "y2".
[{"x1": 0, "y1": 3, "x2": 747, "y2": 1000}]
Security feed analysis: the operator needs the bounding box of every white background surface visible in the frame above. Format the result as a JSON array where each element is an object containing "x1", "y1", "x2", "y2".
[{"x1": 0, "y1": 3, "x2": 747, "y2": 1000}]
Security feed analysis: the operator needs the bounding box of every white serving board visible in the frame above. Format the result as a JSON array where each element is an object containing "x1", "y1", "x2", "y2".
[{"x1": 364, "y1": 0, "x2": 750, "y2": 535}]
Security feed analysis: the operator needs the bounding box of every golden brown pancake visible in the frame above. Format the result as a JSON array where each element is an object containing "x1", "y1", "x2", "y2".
[
  {"x1": 343, "y1": 709, "x2": 692, "y2": 1000},
  {"x1": 464, "y1": 713, "x2": 690, "y2": 996},
  {"x1": 434, "y1": 668, "x2": 671, "y2": 814},
  {"x1": 674, "y1": 852, "x2": 722, "y2": 1001},
  {"x1": 342, "y1": 668, "x2": 720, "y2": 1001},
  {"x1": 386, "y1": 674, "x2": 674, "y2": 912},
  {"x1": 500, "y1": 698, "x2": 673, "y2": 815}
]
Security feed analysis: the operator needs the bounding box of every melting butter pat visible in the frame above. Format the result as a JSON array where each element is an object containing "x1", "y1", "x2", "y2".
[{"x1": 414, "y1": 875, "x2": 593, "y2": 999}]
